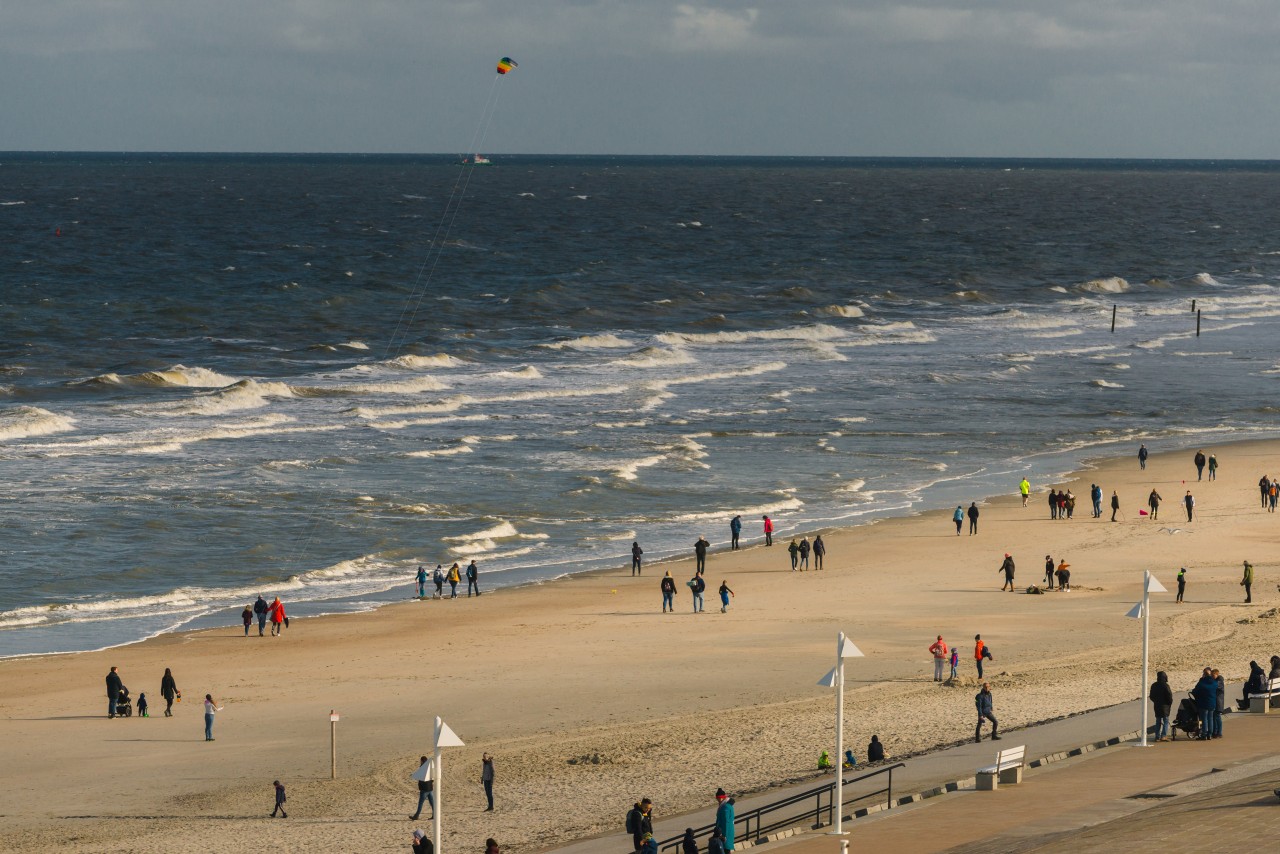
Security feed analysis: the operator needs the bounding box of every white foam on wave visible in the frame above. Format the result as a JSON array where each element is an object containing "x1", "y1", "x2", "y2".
[
  {"x1": 37, "y1": 414, "x2": 343, "y2": 457},
  {"x1": 669, "y1": 496, "x2": 803, "y2": 524},
  {"x1": 1174, "y1": 351, "x2": 1233, "y2": 357},
  {"x1": 657, "y1": 323, "x2": 845, "y2": 347},
  {"x1": 612, "y1": 347, "x2": 697, "y2": 368},
  {"x1": 595, "y1": 420, "x2": 650, "y2": 429},
  {"x1": 835, "y1": 416, "x2": 868, "y2": 423},
  {"x1": 1027, "y1": 328, "x2": 1084, "y2": 339},
  {"x1": 817, "y1": 305, "x2": 865, "y2": 318},
  {"x1": 1079, "y1": 277, "x2": 1129, "y2": 294},
  {"x1": 406, "y1": 445, "x2": 474, "y2": 458},
  {"x1": 487, "y1": 366, "x2": 543, "y2": 380},
  {"x1": 0, "y1": 406, "x2": 77, "y2": 441},
  {"x1": 608, "y1": 454, "x2": 668, "y2": 481},
  {"x1": 149, "y1": 379, "x2": 296, "y2": 416},
  {"x1": 1090, "y1": 379, "x2": 1125, "y2": 389},
  {"x1": 836, "y1": 478, "x2": 867, "y2": 494},
  {"x1": 541, "y1": 333, "x2": 634, "y2": 351},
  {"x1": 338, "y1": 341, "x2": 369, "y2": 350},
  {"x1": 368, "y1": 413, "x2": 492, "y2": 430},
  {"x1": 649, "y1": 361, "x2": 788, "y2": 389},
  {"x1": 380, "y1": 354, "x2": 464, "y2": 370},
  {"x1": 80, "y1": 365, "x2": 241, "y2": 389},
  {"x1": 354, "y1": 384, "x2": 630, "y2": 420}
]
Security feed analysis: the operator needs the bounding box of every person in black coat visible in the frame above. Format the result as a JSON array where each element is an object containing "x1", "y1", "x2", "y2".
[
  {"x1": 867, "y1": 735, "x2": 885, "y2": 763},
  {"x1": 681, "y1": 828, "x2": 698, "y2": 854},
  {"x1": 1149, "y1": 671, "x2": 1174, "y2": 741},
  {"x1": 1243, "y1": 661, "x2": 1267, "y2": 707},
  {"x1": 160, "y1": 667, "x2": 179, "y2": 717},
  {"x1": 106, "y1": 667, "x2": 123, "y2": 718},
  {"x1": 967, "y1": 502, "x2": 979, "y2": 535},
  {"x1": 631, "y1": 542, "x2": 643, "y2": 575}
]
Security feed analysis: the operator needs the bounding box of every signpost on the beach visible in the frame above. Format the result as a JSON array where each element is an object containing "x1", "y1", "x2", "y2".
[
  {"x1": 433, "y1": 715, "x2": 466, "y2": 854},
  {"x1": 1125, "y1": 571, "x2": 1167, "y2": 747},
  {"x1": 330, "y1": 710, "x2": 340, "y2": 778},
  {"x1": 817, "y1": 631, "x2": 864, "y2": 836}
]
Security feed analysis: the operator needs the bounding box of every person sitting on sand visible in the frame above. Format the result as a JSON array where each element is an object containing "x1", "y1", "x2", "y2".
[
  {"x1": 867, "y1": 735, "x2": 885, "y2": 763},
  {"x1": 818, "y1": 750, "x2": 832, "y2": 769}
]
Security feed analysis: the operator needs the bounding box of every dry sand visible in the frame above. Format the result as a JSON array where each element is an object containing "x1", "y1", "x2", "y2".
[{"x1": 3, "y1": 440, "x2": 1280, "y2": 852}]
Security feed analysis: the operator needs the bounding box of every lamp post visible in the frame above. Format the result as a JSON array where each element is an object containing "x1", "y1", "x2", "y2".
[
  {"x1": 1124, "y1": 570, "x2": 1167, "y2": 747},
  {"x1": 817, "y1": 631, "x2": 864, "y2": 835},
  {"x1": 432, "y1": 716, "x2": 466, "y2": 853}
]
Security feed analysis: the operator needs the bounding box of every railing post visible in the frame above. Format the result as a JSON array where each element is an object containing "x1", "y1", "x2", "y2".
[{"x1": 887, "y1": 767, "x2": 894, "y2": 810}]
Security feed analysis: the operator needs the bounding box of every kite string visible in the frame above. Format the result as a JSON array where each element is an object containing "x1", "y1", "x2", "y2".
[{"x1": 281, "y1": 72, "x2": 508, "y2": 580}]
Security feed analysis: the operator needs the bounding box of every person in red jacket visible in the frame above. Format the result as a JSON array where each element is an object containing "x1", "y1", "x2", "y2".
[
  {"x1": 269, "y1": 597, "x2": 287, "y2": 636},
  {"x1": 762, "y1": 515, "x2": 774, "y2": 546}
]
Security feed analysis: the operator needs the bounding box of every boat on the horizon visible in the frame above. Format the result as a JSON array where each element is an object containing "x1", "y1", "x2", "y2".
[{"x1": 461, "y1": 154, "x2": 491, "y2": 165}]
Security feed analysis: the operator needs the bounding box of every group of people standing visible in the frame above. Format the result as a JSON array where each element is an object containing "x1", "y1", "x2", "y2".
[
  {"x1": 661, "y1": 570, "x2": 733, "y2": 613},
  {"x1": 786, "y1": 535, "x2": 825, "y2": 570},
  {"x1": 929, "y1": 634, "x2": 996, "y2": 681},
  {"x1": 415, "y1": 561, "x2": 481, "y2": 598}
]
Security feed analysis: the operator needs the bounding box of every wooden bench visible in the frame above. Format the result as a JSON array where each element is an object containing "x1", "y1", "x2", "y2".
[
  {"x1": 976, "y1": 744, "x2": 1026, "y2": 791},
  {"x1": 1248, "y1": 677, "x2": 1280, "y2": 714}
]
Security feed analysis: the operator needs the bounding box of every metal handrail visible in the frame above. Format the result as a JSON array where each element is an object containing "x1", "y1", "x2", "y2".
[{"x1": 658, "y1": 762, "x2": 905, "y2": 852}]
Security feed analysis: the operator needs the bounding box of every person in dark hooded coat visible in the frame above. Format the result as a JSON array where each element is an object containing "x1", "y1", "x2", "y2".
[{"x1": 1149, "y1": 671, "x2": 1173, "y2": 740}]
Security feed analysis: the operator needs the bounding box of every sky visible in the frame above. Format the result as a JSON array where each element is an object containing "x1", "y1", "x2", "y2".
[{"x1": 2, "y1": 1, "x2": 1278, "y2": 158}]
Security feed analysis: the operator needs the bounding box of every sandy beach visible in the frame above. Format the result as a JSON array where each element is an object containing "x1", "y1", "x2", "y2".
[{"x1": 3, "y1": 439, "x2": 1280, "y2": 852}]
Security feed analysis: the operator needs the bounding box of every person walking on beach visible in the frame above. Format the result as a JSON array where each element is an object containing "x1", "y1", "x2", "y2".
[
  {"x1": 106, "y1": 666, "x2": 123, "y2": 718},
  {"x1": 1048, "y1": 489, "x2": 1059, "y2": 520},
  {"x1": 718, "y1": 580, "x2": 734, "y2": 613},
  {"x1": 1057, "y1": 491, "x2": 1068, "y2": 520},
  {"x1": 631, "y1": 541, "x2": 643, "y2": 575},
  {"x1": 1176, "y1": 567, "x2": 1187, "y2": 603},
  {"x1": 1261, "y1": 475, "x2": 1271, "y2": 510},
  {"x1": 254, "y1": 594, "x2": 269, "y2": 636},
  {"x1": 433, "y1": 565, "x2": 445, "y2": 598},
  {"x1": 1044, "y1": 555, "x2": 1055, "y2": 590},
  {"x1": 160, "y1": 667, "x2": 179, "y2": 717},
  {"x1": 1208, "y1": 453, "x2": 1218, "y2": 481},
  {"x1": 762, "y1": 515, "x2": 773, "y2": 546},
  {"x1": 1110, "y1": 490, "x2": 1120, "y2": 522},
  {"x1": 481, "y1": 752, "x2": 495, "y2": 811},
  {"x1": 967, "y1": 502, "x2": 979, "y2": 535},
  {"x1": 975, "y1": 683, "x2": 1000, "y2": 743},
  {"x1": 241, "y1": 604, "x2": 253, "y2": 636},
  {"x1": 798, "y1": 537, "x2": 810, "y2": 570},
  {"x1": 689, "y1": 571, "x2": 705, "y2": 612},
  {"x1": 787, "y1": 538, "x2": 800, "y2": 570},
  {"x1": 1019, "y1": 477, "x2": 1030, "y2": 508},
  {"x1": 999, "y1": 553, "x2": 1015, "y2": 591},
  {"x1": 730, "y1": 515, "x2": 742, "y2": 550},
  {"x1": 466, "y1": 560, "x2": 480, "y2": 597},
  {"x1": 447, "y1": 563, "x2": 461, "y2": 598},
  {"x1": 1148, "y1": 489, "x2": 1162, "y2": 521},
  {"x1": 1194, "y1": 449, "x2": 1207, "y2": 481},
  {"x1": 269, "y1": 597, "x2": 286, "y2": 636},
  {"x1": 812, "y1": 535, "x2": 825, "y2": 570},
  {"x1": 1138, "y1": 443, "x2": 1148, "y2": 470},
  {"x1": 1091, "y1": 483, "x2": 1102, "y2": 518},
  {"x1": 714, "y1": 789, "x2": 735, "y2": 851},
  {"x1": 949, "y1": 646, "x2": 959, "y2": 680},
  {"x1": 694, "y1": 536, "x2": 710, "y2": 573},
  {"x1": 1150, "y1": 671, "x2": 1174, "y2": 741},
  {"x1": 952, "y1": 505, "x2": 964, "y2": 535},
  {"x1": 974, "y1": 635, "x2": 992, "y2": 679},
  {"x1": 1241, "y1": 560, "x2": 1254, "y2": 603},
  {"x1": 416, "y1": 565, "x2": 428, "y2": 598},
  {"x1": 1184, "y1": 490, "x2": 1195, "y2": 522},
  {"x1": 929, "y1": 635, "x2": 949, "y2": 682},
  {"x1": 1270, "y1": 480, "x2": 1278, "y2": 512},
  {"x1": 1065, "y1": 489, "x2": 1076, "y2": 519},
  {"x1": 270, "y1": 780, "x2": 287, "y2": 818},
  {"x1": 410, "y1": 756, "x2": 434, "y2": 820},
  {"x1": 661, "y1": 571, "x2": 677, "y2": 613},
  {"x1": 203, "y1": 693, "x2": 221, "y2": 741}
]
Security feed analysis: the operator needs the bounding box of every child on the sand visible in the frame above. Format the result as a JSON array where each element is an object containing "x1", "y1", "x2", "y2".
[
  {"x1": 949, "y1": 648, "x2": 959, "y2": 680},
  {"x1": 718, "y1": 581, "x2": 734, "y2": 613}
]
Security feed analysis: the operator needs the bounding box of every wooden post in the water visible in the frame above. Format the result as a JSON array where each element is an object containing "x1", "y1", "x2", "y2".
[
  {"x1": 1111, "y1": 305, "x2": 1117, "y2": 334},
  {"x1": 1191, "y1": 299, "x2": 1197, "y2": 313},
  {"x1": 1196, "y1": 310, "x2": 1201, "y2": 337}
]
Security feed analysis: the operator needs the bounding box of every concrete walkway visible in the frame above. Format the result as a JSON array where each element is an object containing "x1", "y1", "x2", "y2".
[{"x1": 547, "y1": 687, "x2": 1244, "y2": 854}]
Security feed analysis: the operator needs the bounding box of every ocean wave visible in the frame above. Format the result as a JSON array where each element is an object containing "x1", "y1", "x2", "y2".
[
  {"x1": 406, "y1": 445, "x2": 474, "y2": 458},
  {"x1": 612, "y1": 347, "x2": 697, "y2": 368},
  {"x1": 836, "y1": 478, "x2": 867, "y2": 494},
  {"x1": 649, "y1": 361, "x2": 788, "y2": 389},
  {"x1": 608, "y1": 454, "x2": 669, "y2": 481},
  {"x1": 354, "y1": 385, "x2": 630, "y2": 420},
  {"x1": 77, "y1": 364, "x2": 240, "y2": 389},
  {"x1": 0, "y1": 406, "x2": 77, "y2": 442},
  {"x1": 1079, "y1": 277, "x2": 1129, "y2": 294},
  {"x1": 151, "y1": 379, "x2": 296, "y2": 416},
  {"x1": 540, "y1": 333, "x2": 634, "y2": 350},
  {"x1": 36, "y1": 414, "x2": 343, "y2": 457},
  {"x1": 816, "y1": 305, "x2": 865, "y2": 318},
  {"x1": 669, "y1": 496, "x2": 804, "y2": 524},
  {"x1": 1090, "y1": 379, "x2": 1125, "y2": 389},
  {"x1": 656, "y1": 323, "x2": 844, "y2": 346},
  {"x1": 486, "y1": 366, "x2": 544, "y2": 380},
  {"x1": 297, "y1": 375, "x2": 449, "y2": 396},
  {"x1": 380, "y1": 353, "x2": 464, "y2": 370}
]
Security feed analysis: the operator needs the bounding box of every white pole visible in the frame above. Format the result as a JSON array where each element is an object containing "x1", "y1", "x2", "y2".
[
  {"x1": 1140, "y1": 572, "x2": 1150, "y2": 747},
  {"x1": 833, "y1": 631, "x2": 845, "y2": 835},
  {"x1": 433, "y1": 720, "x2": 444, "y2": 854}
]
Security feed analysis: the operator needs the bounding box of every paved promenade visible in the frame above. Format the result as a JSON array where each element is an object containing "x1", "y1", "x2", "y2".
[{"x1": 547, "y1": 681, "x2": 1280, "y2": 854}]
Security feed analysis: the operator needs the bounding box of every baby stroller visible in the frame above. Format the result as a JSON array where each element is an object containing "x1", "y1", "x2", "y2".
[
  {"x1": 1170, "y1": 695, "x2": 1200, "y2": 740},
  {"x1": 115, "y1": 687, "x2": 133, "y2": 718}
]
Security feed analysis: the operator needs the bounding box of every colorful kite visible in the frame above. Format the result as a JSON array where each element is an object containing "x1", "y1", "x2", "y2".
[{"x1": 496, "y1": 57, "x2": 518, "y2": 75}]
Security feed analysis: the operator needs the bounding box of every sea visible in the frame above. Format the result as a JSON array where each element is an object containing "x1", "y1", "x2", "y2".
[{"x1": 3, "y1": 153, "x2": 1280, "y2": 658}]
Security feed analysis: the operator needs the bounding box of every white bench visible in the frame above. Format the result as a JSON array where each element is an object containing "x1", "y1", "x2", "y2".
[
  {"x1": 976, "y1": 744, "x2": 1026, "y2": 791},
  {"x1": 1248, "y1": 677, "x2": 1280, "y2": 714}
]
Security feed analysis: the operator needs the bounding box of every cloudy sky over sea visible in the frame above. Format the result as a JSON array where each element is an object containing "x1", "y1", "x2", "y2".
[{"x1": 2, "y1": 1, "x2": 1277, "y2": 157}]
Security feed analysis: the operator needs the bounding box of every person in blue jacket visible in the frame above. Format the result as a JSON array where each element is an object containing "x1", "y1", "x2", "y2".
[
  {"x1": 729, "y1": 515, "x2": 742, "y2": 550},
  {"x1": 714, "y1": 789, "x2": 735, "y2": 850},
  {"x1": 1192, "y1": 668, "x2": 1217, "y2": 739},
  {"x1": 952, "y1": 505, "x2": 964, "y2": 535},
  {"x1": 416, "y1": 566, "x2": 428, "y2": 598}
]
